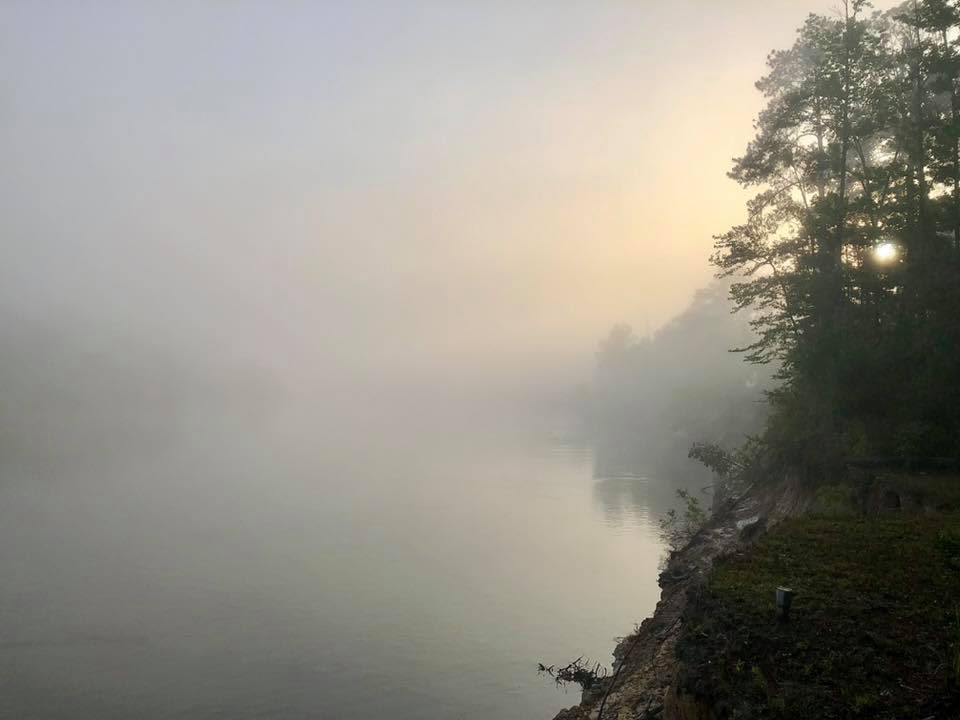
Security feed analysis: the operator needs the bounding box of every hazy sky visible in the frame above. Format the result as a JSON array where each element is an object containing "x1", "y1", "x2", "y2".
[{"x1": 1, "y1": 1, "x2": 895, "y2": 390}]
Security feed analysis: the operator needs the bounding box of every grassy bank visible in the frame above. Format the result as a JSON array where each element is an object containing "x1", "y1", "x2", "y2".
[{"x1": 675, "y1": 504, "x2": 960, "y2": 718}]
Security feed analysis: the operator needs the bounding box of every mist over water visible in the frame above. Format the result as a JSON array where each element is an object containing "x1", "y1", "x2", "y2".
[
  {"x1": 0, "y1": 1, "x2": 851, "y2": 717},
  {"x1": 0, "y1": 261, "x2": 702, "y2": 717},
  {"x1": 0, "y1": 371, "x2": 678, "y2": 719}
]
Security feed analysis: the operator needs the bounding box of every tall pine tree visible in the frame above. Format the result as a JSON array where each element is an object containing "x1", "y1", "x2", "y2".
[{"x1": 714, "y1": 0, "x2": 960, "y2": 467}]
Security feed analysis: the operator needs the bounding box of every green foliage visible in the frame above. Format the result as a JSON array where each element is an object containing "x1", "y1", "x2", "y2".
[
  {"x1": 590, "y1": 282, "x2": 770, "y2": 477},
  {"x1": 688, "y1": 437, "x2": 766, "y2": 506},
  {"x1": 658, "y1": 488, "x2": 708, "y2": 552},
  {"x1": 715, "y1": 0, "x2": 960, "y2": 467},
  {"x1": 688, "y1": 442, "x2": 739, "y2": 477}
]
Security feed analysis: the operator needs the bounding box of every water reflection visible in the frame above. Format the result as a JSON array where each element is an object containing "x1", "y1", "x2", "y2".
[{"x1": 588, "y1": 437, "x2": 713, "y2": 531}]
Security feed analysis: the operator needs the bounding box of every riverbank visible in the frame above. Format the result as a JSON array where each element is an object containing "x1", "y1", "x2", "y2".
[{"x1": 551, "y1": 470, "x2": 960, "y2": 719}]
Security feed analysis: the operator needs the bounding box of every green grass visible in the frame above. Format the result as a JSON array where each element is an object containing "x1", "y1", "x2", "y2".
[{"x1": 676, "y1": 514, "x2": 960, "y2": 718}]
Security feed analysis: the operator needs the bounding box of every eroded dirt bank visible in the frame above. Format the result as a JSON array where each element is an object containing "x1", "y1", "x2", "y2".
[
  {"x1": 550, "y1": 472, "x2": 817, "y2": 720},
  {"x1": 550, "y1": 468, "x2": 960, "y2": 720}
]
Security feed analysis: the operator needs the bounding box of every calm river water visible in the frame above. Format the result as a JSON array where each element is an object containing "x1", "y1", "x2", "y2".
[{"x1": 0, "y1": 405, "x2": 688, "y2": 719}]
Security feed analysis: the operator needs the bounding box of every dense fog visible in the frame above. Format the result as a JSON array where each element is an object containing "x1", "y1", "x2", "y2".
[
  {"x1": 0, "y1": 2, "x2": 899, "y2": 719},
  {"x1": 1, "y1": 0, "x2": 840, "y2": 419}
]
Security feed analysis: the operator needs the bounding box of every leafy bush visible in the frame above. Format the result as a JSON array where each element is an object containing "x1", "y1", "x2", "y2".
[{"x1": 659, "y1": 488, "x2": 708, "y2": 553}]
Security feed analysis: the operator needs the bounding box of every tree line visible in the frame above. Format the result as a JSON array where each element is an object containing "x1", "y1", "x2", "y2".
[
  {"x1": 714, "y1": 0, "x2": 960, "y2": 467},
  {"x1": 591, "y1": 281, "x2": 769, "y2": 477}
]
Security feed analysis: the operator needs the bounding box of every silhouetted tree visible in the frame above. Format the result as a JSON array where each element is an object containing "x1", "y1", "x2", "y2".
[{"x1": 714, "y1": 0, "x2": 960, "y2": 466}]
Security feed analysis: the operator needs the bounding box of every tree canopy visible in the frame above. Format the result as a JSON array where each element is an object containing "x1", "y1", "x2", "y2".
[{"x1": 714, "y1": 0, "x2": 960, "y2": 466}]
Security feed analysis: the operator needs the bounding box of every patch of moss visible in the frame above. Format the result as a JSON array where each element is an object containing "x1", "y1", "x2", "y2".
[{"x1": 676, "y1": 514, "x2": 960, "y2": 718}]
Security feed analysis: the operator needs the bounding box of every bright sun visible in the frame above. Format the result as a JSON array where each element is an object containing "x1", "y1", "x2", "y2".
[{"x1": 874, "y1": 242, "x2": 898, "y2": 263}]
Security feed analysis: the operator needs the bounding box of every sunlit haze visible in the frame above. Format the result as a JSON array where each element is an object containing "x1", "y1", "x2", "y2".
[
  {"x1": 4, "y1": 3, "x2": 931, "y2": 720},
  {"x1": 875, "y1": 241, "x2": 899, "y2": 263},
  {"x1": 2, "y1": 0, "x2": 892, "y2": 394}
]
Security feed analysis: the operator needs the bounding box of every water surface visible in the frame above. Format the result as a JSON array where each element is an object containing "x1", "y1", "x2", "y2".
[{"x1": 0, "y1": 407, "x2": 681, "y2": 719}]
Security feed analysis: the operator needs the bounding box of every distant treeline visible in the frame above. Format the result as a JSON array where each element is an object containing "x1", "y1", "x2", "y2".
[
  {"x1": 0, "y1": 316, "x2": 278, "y2": 473},
  {"x1": 585, "y1": 281, "x2": 770, "y2": 475}
]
